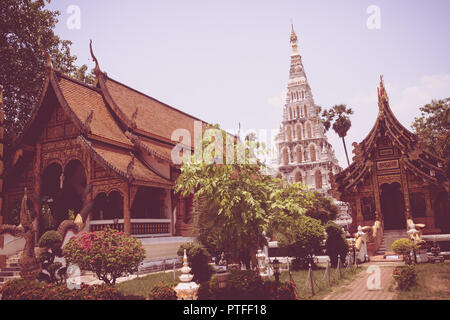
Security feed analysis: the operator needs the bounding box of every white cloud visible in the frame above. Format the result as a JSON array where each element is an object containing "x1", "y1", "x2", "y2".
[
  {"x1": 268, "y1": 90, "x2": 286, "y2": 109},
  {"x1": 392, "y1": 74, "x2": 450, "y2": 112}
]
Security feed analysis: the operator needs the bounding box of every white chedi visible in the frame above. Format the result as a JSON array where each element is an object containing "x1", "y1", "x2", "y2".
[{"x1": 174, "y1": 249, "x2": 200, "y2": 300}]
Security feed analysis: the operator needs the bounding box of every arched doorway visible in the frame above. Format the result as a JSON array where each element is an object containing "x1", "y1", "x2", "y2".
[
  {"x1": 131, "y1": 187, "x2": 167, "y2": 219},
  {"x1": 40, "y1": 162, "x2": 62, "y2": 235},
  {"x1": 40, "y1": 160, "x2": 87, "y2": 232},
  {"x1": 380, "y1": 182, "x2": 406, "y2": 230},
  {"x1": 92, "y1": 191, "x2": 123, "y2": 221}
]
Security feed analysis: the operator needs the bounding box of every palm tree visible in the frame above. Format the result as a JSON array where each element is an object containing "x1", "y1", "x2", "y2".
[{"x1": 321, "y1": 104, "x2": 354, "y2": 166}]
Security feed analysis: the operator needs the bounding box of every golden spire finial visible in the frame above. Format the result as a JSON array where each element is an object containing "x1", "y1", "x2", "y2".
[{"x1": 290, "y1": 24, "x2": 298, "y2": 56}]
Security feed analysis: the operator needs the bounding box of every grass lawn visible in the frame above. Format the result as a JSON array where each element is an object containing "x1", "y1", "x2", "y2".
[
  {"x1": 116, "y1": 270, "x2": 180, "y2": 299},
  {"x1": 116, "y1": 265, "x2": 362, "y2": 300},
  {"x1": 394, "y1": 262, "x2": 450, "y2": 300},
  {"x1": 280, "y1": 264, "x2": 363, "y2": 300}
]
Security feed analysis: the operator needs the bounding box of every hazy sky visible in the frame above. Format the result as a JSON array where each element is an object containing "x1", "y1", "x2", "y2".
[{"x1": 48, "y1": 0, "x2": 450, "y2": 168}]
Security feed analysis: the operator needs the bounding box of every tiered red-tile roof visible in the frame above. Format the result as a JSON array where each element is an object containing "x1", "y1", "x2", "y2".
[{"x1": 14, "y1": 45, "x2": 210, "y2": 189}]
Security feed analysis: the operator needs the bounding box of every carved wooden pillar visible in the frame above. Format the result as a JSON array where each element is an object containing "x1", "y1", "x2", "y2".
[
  {"x1": 0, "y1": 89, "x2": 4, "y2": 224},
  {"x1": 123, "y1": 183, "x2": 131, "y2": 235},
  {"x1": 355, "y1": 196, "x2": 363, "y2": 226},
  {"x1": 424, "y1": 188, "x2": 435, "y2": 228},
  {"x1": 34, "y1": 143, "x2": 42, "y2": 240},
  {"x1": 400, "y1": 166, "x2": 411, "y2": 220},
  {"x1": 371, "y1": 166, "x2": 381, "y2": 221}
]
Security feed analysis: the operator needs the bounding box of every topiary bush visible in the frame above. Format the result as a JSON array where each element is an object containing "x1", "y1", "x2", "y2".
[
  {"x1": 149, "y1": 284, "x2": 177, "y2": 300},
  {"x1": 177, "y1": 242, "x2": 211, "y2": 282},
  {"x1": 393, "y1": 265, "x2": 417, "y2": 291},
  {"x1": 0, "y1": 278, "x2": 128, "y2": 300},
  {"x1": 63, "y1": 227, "x2": 145, "y2": 285},
  {"x1": 392, "y1": 238, "x2": 416, "y2": 265},
  {"x1": 325, "y1": 221, "x2": 349, "y2": 268},
  {"x1": 37, "y1": 230, "x2": 66, "y2": 284}
]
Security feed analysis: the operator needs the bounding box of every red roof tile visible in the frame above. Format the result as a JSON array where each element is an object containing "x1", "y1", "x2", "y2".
[{"x1": 57, "y1": 75, "x2": 133, "y2": 147}]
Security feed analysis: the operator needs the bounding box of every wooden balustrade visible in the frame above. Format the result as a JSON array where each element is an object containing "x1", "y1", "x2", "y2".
[{"x1": 89, "y1": 219, "x2": 170, "y2": 235}]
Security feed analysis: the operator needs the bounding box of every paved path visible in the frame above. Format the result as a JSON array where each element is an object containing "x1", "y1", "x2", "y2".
[{"x1": 323, "y1": 262, "x2": 403, "y2": 300}]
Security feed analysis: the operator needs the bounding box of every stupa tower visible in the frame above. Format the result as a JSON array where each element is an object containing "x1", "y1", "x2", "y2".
[{"x1": 275, "y1": 25, "x2": 341, "y2": 194}]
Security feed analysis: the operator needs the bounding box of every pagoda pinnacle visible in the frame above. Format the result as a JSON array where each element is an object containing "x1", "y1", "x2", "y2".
[{"x1": 290, "y1": 24, "x2": 299, "y2": 56}]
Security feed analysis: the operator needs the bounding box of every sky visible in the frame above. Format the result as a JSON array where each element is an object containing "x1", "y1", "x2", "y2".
[{"x1": 48, "y1": 0, "x2": 450, "y2": 168}]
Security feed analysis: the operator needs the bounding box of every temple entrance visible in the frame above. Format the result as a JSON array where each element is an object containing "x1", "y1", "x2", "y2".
[
  {"x1": 380, "y1": 182, "x2": 406, "y2": 230},
  {"x1": 39, "y1": 160, "x2": 87, "y2": 235}
]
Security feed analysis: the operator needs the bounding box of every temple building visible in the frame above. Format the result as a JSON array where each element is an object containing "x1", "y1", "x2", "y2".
[
  {"x1": 275, "y1": 26, "x2": 350, "y2": 227},
  {"x1": 0, "y1": 44, "x2": 201, "y2": 244},
  {"x1": 331, "y1": 77, "x2": 449, "y2": 234}
]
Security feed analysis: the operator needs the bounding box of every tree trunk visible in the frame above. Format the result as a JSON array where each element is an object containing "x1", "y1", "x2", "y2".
[{"x1": 342, "y1": 136, "x2": 350, "y2": 167}]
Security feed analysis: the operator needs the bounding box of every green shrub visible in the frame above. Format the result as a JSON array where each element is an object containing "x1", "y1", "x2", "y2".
[
  {"x1": 197, "y1": 273, "x2": 297, "y2": 300},
  {"x1": 63, "y1": 228, "x2": 145, "y2": 285},
  {"x1": 325, "y1": 221, "x2": 349, "y2": 268},
  {"x1": 393, "y1": 265, "x2": 417, "y2": 291},
  {"x1": 225, "y1": 269, "x2": 263, "y2": 299},
  {"x1": 392, "y1": 239, "x2": 416, "y2": 265},
  {"x1": 260, "y1": 280, "x2": 297, "y2": 300},
  {"x1": 0, "y1": 278, "x2": 127, "y2": 300},
  {"x1": 149, "y1": 284, "x2": 177, "y2": 300},
  {"x1": 177, "y1": 242, "x2": 211, "y2": 282}
]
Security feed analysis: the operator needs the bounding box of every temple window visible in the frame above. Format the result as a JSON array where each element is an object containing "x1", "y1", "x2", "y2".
[
  {"x1": 296, "y1": 124, "x2": 302, "y2": 140},
  {"x1": 310, "y1": 144, "x2": 316, "y2": 162},
  {"x1": 304, "y1": 105, "x2": 308, "y2": 118},
  {"x1": 295, "y1": 171, "x2": 303, "y2": 183},
  {"x1": 286, "y1": 126, "x2": 292, "y2": 141},
  {"x1": 296, "y1": 146, "x2": 302, "y2": 163},
  {"x1": 306, "y1": 123, "x2": 312, "y2": 138}
]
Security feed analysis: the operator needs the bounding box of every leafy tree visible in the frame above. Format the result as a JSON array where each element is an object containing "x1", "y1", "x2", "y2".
[
  {"x1": 321, "y1": 104, "x2": 354, "y2": 166},
  {"x1": 0, "y1": 0, "x2": 94, "y2": 137},
  {"x1": 305, "y1": 191, "x2": 338, "y2": 225},
  {"x1": 411, "y1": 98, "x2": 450, "y2": 178}
]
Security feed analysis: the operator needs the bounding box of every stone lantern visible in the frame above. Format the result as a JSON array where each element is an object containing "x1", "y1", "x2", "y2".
[
  {"x1": 174, "y1": 249, "x2": 200, "y2": 300},
  {"x1": 256, "y1": 249, "x2": 268, "y2": 278}
]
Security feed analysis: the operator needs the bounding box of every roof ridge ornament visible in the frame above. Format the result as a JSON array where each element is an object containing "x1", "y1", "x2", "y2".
[
  {"x1": 290, "y1": 24, "x2": 299, "y2": 56},
  {"x1": 38, "y1": 35, "x2": 53, "y2": 72},
  {"x1": 127, "y1": 153, "x2": 135, "y2": 180},
  {"x1": 89, "y1": 39, "x2": 101, "y2": 76},
  {"x1": 131, "y1": 106, "x2": 138, "y2": 129},
  {"x1": 377, "y1": 75, "x2": 389, "y2": 112}
]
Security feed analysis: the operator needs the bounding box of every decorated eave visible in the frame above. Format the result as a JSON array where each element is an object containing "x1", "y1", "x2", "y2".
[{"x1": 332, "y1": 76, "x2": 446, "y2": 194}]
